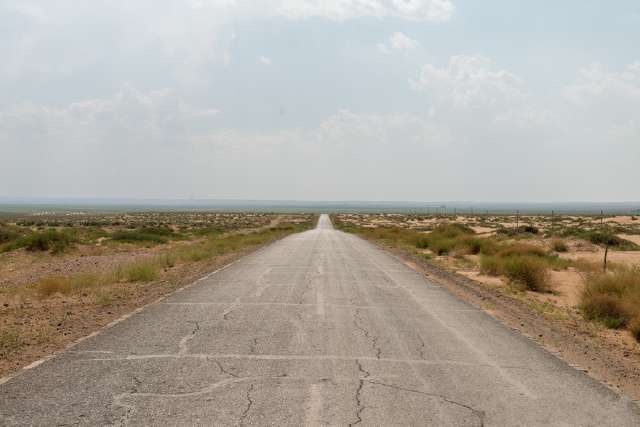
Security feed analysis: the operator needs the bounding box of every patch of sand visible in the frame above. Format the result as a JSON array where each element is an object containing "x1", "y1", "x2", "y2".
[
  {"x1": 604, "y1": 216, "x2": 638, "y2": 225},
  {"x1": 542, "y1": 269, "x2": 584, "y2": 308},
  {"x1": 470, "y1": 226, "x2": 495, "y2": 235},
  {"x1": 619, "y1": 234, "x2": 640, "y2": 246},
  {"x1": 560, "y1": 250, "x2": 640, "y2": 267}
]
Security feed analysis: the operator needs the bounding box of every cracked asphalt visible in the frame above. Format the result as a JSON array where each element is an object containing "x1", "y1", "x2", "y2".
[{"x1": 2, "y1": 215, "x2": 640, "y2": 426}]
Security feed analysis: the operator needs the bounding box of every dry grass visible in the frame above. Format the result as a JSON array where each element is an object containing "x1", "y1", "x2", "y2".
[
  {"x1": 0, "y1": 328, "x2": 23, "y2": 359},
  {"x1": 580, "y1": 267, "x2": 640, "y2": 334},
  {"x1": 117, "y1": 261, "x2": 160, "y2": 283}
]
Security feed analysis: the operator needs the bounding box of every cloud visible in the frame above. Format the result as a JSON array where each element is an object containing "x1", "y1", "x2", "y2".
[
  {"x1": 270, "y1": 0, "x2": 454, "y2": 22},
  {"x1": 258, "y1": 56, "x2": 273, "y2": 66},
  {"x1": 411, "y1": 55, "x2": 524, "y2": 112},
  {"x1": 563, "y1": 62, "x2": 640, "y2": 128},
  {"x1": 377, "y1": 32, "x2": 420, "y2": 54}
]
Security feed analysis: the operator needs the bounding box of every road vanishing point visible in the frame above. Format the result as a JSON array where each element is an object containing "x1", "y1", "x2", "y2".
[{"x1": 1, "y1": 215, "x2": 639, "y2": 426}]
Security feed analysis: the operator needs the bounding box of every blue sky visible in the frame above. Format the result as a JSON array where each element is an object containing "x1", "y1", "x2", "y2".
[{"x1": 1, "y1": 0, "x2": 639, "y2": 201}]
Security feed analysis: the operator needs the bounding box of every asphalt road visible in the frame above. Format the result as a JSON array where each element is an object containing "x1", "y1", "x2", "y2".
[{"x1": 1, "y1": 215, "x2": 639, "y2": 426}]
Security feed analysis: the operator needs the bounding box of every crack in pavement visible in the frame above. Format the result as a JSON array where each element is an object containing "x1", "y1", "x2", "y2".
[
  {"x1": 353, "y1": 309, "x2": 382, "y2": 359},
  {"x1": 223, "y1": 268, "x2": 273, "y2": 320},
  {"x1": 213, "y1": 359, "x2": 239, "y2": 378},
  {"x1": 178, "y1": 321, "x2": 201, "y2": 356},
  {"x1": 417, "y1": 337, "x2": 427, "y2": 360},
  {"x1": 365, "y1": 380, "x2": 485, "y2": 426},
  {"x1": 348, "y1": 359, "x2": 371, "y2": 426},
  {"x1": 240, "y1": 383, "x2": 255, "y2": 426},
  {"x1": 114, "y1": 375, "x2": 143, "y2": 427}
]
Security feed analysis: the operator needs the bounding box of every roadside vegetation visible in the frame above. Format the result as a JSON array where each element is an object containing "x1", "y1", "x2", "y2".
[
  {"x1": 0, "y1": 212, "x2": 316, "y2": 376},
  {"x1": 333, "y1": 213, "x2": 640, "y2": 342}
]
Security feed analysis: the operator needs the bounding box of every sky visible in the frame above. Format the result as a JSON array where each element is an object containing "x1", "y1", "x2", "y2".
[{"x1": 1, "y1": 0, "x2": 639, "y2": 202}]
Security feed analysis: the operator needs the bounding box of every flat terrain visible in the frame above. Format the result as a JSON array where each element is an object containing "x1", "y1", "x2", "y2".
[{"x1": 1, "y1": 215, "x2": 638, "y2": 425}]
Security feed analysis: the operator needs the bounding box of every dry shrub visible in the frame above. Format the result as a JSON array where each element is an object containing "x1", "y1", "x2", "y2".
[
  {"x1": 480, "y1": 255, "x2": 502, "y2": 276},
  {"x1": 551, "y1": 238, "x2": 568, "y2": 252},
  {"x1": 580, "y1": 267, "x2": 640, "y2": 333},
  {"x1": 502, "y1": 256, "x2": 550, "y2": 292},
  {"x1": 498, "y1": 242, "x2": 548, "y2": 258},
  {"x1": 35, "y1": 276, "x2": 72, "y2": 297}
]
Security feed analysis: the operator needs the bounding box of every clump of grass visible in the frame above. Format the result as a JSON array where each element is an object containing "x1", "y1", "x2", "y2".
[
  {"x1": 497, "y1": 242, "x2": 548, "y2": 258},
  {"x1": 0, "y1": 328, "x2": 24, "y2": 359},
  {"x1": 580, "y1": 267, "x2": 640, "y2": 334},
  {"x1": 117, "y1": 261, "x2": 160, "y2": 282},
  {"x1": 34, "y1": 273, "x2": 102, "y2": 297},
  {"x1": 415, "y1": 223, "x2": 481, "y2": 255},
  {"x1": 480, "y1": 255, "x2": 502, "y2": 276},
  {"x1": 156, "y1": 253, "x2": 176, "y2": 269},
  {"x1": 502, "y1": 256, "x2": 550, "y2": 292},
  {"x1": 110, "y1": 230, "x2": 168, "y2": 244},
  {"x1": 551, "y1": 238, "x2": 568, "y2": 252},
  {"x1": 35, "y1": 276, "x2": 73, "y2": 297}
]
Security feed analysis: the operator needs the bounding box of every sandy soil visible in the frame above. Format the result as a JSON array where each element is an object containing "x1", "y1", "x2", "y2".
[
  {"x1": 620, "y1": 234, "x2": 640, "y2": 246},
  {"x1": 560, "y1": 249, "x2": 640, "y2": 267},
  {"x1": 605, "y1": 216, "x2": 639, "y2": 225}
]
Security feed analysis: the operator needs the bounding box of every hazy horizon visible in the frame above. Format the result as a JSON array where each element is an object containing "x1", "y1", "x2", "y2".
[{"x1": 2, "y1": 1, "x2": 639, "y2": 201}]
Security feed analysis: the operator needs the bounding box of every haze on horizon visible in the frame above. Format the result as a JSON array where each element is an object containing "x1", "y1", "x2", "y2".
[{"x1": 1, "y1": 1, "x2": 639, "y2": 203}]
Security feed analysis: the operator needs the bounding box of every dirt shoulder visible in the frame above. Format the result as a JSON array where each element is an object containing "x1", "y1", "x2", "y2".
[
  {"x1": 374, "y1": 241, "x2": 640, "y2": 401},
  {"x1": 1, "y1": 245, "x2": 260, "y2": 380}
]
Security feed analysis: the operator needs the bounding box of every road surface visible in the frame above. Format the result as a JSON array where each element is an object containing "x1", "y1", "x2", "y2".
[{"x1": 1, "y1": 215, "x2": 639, "y2": 426}]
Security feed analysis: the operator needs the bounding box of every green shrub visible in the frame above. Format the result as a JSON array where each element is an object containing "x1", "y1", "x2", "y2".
[
  {"x1": 430, "y1": 238, "x2": 456, "y2": 255},
  {"x1": 0, "y1": 226, "x2": 19, "y2": 244},
  {"x1": 480, "y1": 255, "x2": 502, "y2": 276},
  {"x1": 10, "y1": 230, "x2": 77, "y2": 253},
  {"x1": 502, "y1": 256, "x2": 550, "y2": 292}
]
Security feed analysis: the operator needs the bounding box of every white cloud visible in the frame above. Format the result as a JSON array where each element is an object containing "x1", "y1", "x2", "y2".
[
  {"x1": 411, "y1": 55, "x2": 524, "y2": 112},
  {"x1": 563, "y1": 62, "x2": 640, "y2": 128},
  {"x1": 258, "y1": 56, "x2": 273, "y2": 66},
  {"x1": 377, "y1": 32, "x2": 420, "y2": 54},
  {"x1": 271, "y1": 0, "x2": 454, "y2": 22}
]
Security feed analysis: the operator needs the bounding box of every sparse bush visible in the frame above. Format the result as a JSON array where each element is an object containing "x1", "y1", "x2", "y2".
[
  {"x1": 480, "y1": 255, "x2": 502, "y2": 276},
  {"x1": 551, "y1": 238, "x2": 568, "y2": 252},
  {"x1": 580, "y1": 267, "x2": 640, "y2": 330},
  {"x1": 502, "y1": 256, "x2": 550, "y2": 292},
  {"x1": 118, "y1": 261, "x2": 160, "y2": 282},
  {"x1": 498, "y1": 242, "x2": 548, "y2": 258},
  {"x1": 6, "y1": 230, "x2": 77, "y2": 253},
  {"x1": 581, "y1": 294, "x2": 630, "y2": 329},
  {"x1": 430, "y1": 238, "x2": 456, "y2": 255},
  {"x1": 0, "y1": 226, "x2": 19, "y2": 244}
]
